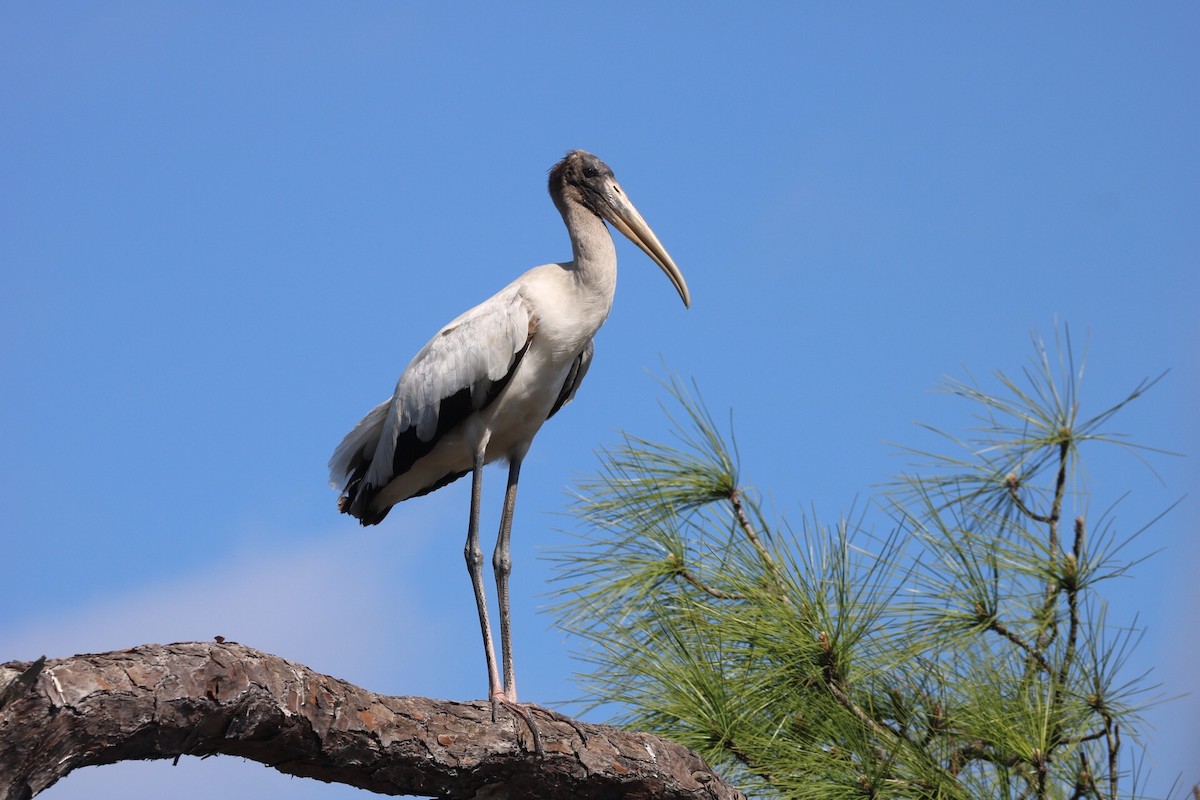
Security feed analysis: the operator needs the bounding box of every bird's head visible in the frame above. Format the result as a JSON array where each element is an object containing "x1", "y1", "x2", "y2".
[{"x1": 549, "y1": 150, "x2": 691, "y2": 308}]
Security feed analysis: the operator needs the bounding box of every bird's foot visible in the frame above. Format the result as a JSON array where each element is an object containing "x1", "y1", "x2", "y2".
[
  {"x1": 490, "y1": 694, "x2": 544, "y2": 757},
  {"x1": 524, "y1": 703, "x2": 591, "y2": 748}
]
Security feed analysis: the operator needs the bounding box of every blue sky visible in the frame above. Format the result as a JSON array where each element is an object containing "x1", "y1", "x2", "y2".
[{"x1": 2, "y1": 3, "x2": 1196, "y2": 797}]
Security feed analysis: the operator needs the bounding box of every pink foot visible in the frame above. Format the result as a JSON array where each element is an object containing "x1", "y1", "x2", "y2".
[{"x1": 489, "y1": 694, "x2": 543, "y2": 756}]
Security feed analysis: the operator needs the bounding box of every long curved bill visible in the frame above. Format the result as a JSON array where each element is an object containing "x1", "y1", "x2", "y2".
[{"x1": 603, "y1": 188, "x2": 691, "y2": 309}]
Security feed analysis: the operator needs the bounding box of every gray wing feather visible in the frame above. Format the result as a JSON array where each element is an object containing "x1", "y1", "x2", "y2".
[
  {"x1": 363, "y1": 286, "x2": 533, "y2": 489},
  {"x1": 327, "y1": 398, "x2": 389, "y2": 491}
]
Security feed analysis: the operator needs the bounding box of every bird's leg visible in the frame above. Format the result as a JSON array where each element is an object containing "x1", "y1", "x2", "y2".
[
  {"x1": 464, "y1": 446, "x2": 504, "y2": 714},
  {"x1": 482, "y1": 452, "x2": 543, "y2": 756},
  {"x1": 463, "y1": 448, "x2": 540, "y2": 754},
  {"x1": 493, "y1": 455, "x2": 523, "y2": 702}
]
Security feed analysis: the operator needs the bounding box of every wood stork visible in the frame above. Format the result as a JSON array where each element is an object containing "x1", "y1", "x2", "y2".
[{"x1": 328, "y1": 150, "x2": 689, "y2": 715}]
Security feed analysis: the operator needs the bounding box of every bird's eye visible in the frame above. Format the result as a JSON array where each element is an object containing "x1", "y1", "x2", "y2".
[{"x1": 583, "y1": 165, "x2": 599, "y2": 178}]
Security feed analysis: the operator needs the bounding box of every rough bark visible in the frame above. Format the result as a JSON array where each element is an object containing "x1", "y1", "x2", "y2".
[{"x1": 0, "y1": 641, "x2": 744, "y2": 800}]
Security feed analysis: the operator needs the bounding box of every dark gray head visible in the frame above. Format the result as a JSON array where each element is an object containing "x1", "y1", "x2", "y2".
[
  {"x1": 547, "y1": 150, "x2": 691, "y2": 308},
  {"x1": 548, "y1": 150, "x2": 617, "y2": 217}
]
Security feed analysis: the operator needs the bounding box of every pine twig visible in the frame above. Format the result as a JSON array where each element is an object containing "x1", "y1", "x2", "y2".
[
  {"x1": 669, "y1": 554, "x2": 744, "y2": 601},
  {"x1": 1106, "y1": 719, "x2": 1120, "y2": 800},
  {"x1": 1006, "y1": 473, "x2": 1053, "y2": 524},
  {"x1": 1036, "y1": 439, "x2": 1072, "y2": 654},
  {"x1": 985, "y1": 617, "x2": 1052, "y2": 674},
  {"x1": 817, "y1": 631, "x2": 902, "y2": 742},
  {"x1": 728, "y1": 488, "x2": 789, "y2": 599}
]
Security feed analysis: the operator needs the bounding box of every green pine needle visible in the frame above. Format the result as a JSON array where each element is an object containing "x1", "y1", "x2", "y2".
[{"x1": 547, "y1": 328, "x2": 1171, "y2": 800}]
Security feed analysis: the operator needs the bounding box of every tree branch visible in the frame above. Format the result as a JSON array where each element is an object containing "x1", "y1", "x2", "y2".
[
  {"x1": 728, "y1": 488, "x2": 789, "y2": 599},
  {"x1": 674, "y1": 561, "x2": 745, "y2": 601},
  {"x1": 1005, "y1": 473, "x2": 1053, "y2": 524},
  {"x1": 984, "y1": 616, "x2": 1052, "y2": 674},
  {"x1": 0, "y1": 641, "x2": 744, "y2": 800}
]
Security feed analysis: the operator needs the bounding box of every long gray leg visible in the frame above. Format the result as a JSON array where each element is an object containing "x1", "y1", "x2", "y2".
[
  {"x1": 464, "y1": 446, "x2": 503, "y2": 709},
  {"x1": 489, "y1": 453, "x2": 544, "y2": 755},
  {"x1": 493, "y1": 455, "x2": 523, "y2": 702}
]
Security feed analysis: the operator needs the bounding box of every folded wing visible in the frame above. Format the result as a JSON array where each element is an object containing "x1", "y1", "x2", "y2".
[{"x1": 329, "y1": 286, "x2": 534, "y2": 523}]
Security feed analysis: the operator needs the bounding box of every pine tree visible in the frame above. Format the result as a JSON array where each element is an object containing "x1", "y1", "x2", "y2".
[{"x1": 550, "y1": 331, "x2": 1170, "y2": 799}]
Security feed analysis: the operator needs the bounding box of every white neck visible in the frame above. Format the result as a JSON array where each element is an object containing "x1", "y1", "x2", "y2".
[{"x1": 561, "y1": 201, "x2": 618, "y2": 306}]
